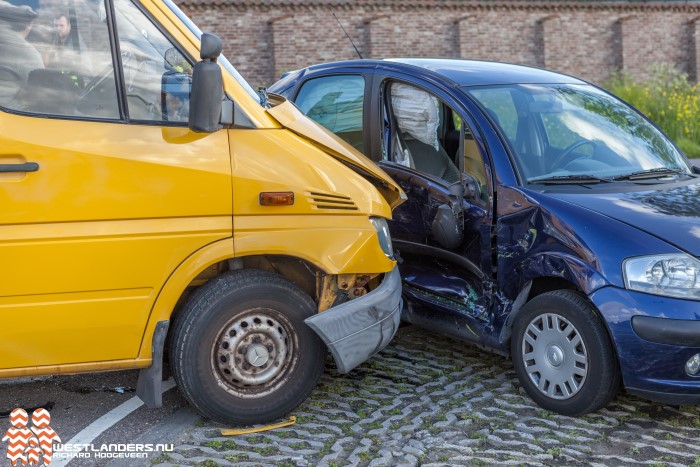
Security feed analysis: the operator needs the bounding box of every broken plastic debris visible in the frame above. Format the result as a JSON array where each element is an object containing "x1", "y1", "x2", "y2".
[{"x1": 220, "y1": 415, "x2": 296, "y2": 436}]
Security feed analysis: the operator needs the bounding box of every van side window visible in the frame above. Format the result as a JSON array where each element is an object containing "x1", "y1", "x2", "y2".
[
  {"x1": 113, "y1": 0, "x2": 193, "y2": 123},
  {"x1": 294, "y1": 75, "x2": 365, "y2": 152},
  {"x1": 0, "y1": 0, "x2": 119, "y2": 119}
]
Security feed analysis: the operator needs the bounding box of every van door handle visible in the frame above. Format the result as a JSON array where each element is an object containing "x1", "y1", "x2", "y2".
[{"x1": 0, "y1": 162, "x2": 39, "y2": 173}]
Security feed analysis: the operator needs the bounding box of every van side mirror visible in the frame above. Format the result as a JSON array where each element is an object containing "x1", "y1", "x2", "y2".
[
  {"x1": 692, "y1": 164, "x2": 700, "y2": 175},
  {"x1": 188, "y1": 33, "x2": 224, "y2": 133}
]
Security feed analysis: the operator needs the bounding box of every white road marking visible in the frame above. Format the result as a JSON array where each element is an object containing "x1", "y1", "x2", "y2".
[{"x1": 52, "y1": 379, "x2": 177, "y2": 467}]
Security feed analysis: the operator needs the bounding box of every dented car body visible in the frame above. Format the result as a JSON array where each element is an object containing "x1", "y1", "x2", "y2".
[{"x1": 271, "y1": 59, "x2": 700, "y2": 415}]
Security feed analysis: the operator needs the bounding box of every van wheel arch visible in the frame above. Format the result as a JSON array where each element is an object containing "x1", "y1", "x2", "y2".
[
  {"x1": 161, "y1": 255, "x2": 327, "y2": 392},
  {"x1": 168, "y1": 255, "x2": 325, "y2": 326}
]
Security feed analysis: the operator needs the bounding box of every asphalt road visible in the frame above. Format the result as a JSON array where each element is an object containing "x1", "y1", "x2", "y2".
[
  {"x1": 0, "y1": 370, "x2": 191, "y2": 466},
  {"x1": 2, "y1": 326, "x2": 700, "y2": 466}
]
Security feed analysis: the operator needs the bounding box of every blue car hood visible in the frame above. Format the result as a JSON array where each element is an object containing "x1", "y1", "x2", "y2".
[{"x1": 546, "y1": 179, "x2": 700, "y2": 256}]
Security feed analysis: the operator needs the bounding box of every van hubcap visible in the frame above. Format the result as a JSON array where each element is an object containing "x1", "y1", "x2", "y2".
[
  {"x1": 521, "y1": 313, "x2": 588, "y2": 400},
  {"x1": 212, "y1": 308, "x2": 298, "y2": 398}
]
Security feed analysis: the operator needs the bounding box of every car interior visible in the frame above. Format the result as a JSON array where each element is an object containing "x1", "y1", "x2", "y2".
[
  {"x1": 0, "y1": 0, "x2": 192, "y2": 123},
  {"x1": 388, "y1": 82, "x2": 488, "y2": 201}
]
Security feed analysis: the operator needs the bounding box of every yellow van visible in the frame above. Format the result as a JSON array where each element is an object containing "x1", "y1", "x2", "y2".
[{"x1": 0, "y1": 0, "x2": 404, "y2": 425}]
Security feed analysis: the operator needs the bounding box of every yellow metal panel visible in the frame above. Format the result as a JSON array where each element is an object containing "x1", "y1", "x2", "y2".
[
  {"x1": 0, "y1": 112, "x2": 232, "y2": 368},
  {"x1": 138, "y1": 238, "x2": 234, "y2": 359},
  {"x1": 233, "y1": 215, "x2": 394, "y2": 274},
  {"x1": 230, "y1": 128, "x2": 392, "y2": 219},
  {"x1": 0, "y1": 359, "x2": 152, "y2": 380}
]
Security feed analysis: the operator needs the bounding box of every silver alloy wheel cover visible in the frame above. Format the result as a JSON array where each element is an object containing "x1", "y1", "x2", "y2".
[
  {"x1": 521, "y1": 312, "x2": 588, "y2": 400},
  {"x1": 212, "y1": 308, "x2": 299, "y2": 399}
]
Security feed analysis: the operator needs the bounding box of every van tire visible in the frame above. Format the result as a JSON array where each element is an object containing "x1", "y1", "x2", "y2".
[
  {"x1": 511, "y1": 290, "x2": 620, "y2": 416},
  {"x1": 169, "y1": 269, "x2": 326, "y2": 425}
]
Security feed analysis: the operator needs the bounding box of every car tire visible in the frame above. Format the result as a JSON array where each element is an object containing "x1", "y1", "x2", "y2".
[
  {"x1": 510, "y1": 290, "x2": 620, "y2": 416},
  {"x1": 169, "y1": 269, "x2": 326, "y2": 425}
]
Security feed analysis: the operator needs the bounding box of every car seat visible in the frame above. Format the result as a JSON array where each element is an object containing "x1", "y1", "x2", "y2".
[{"x1": 391, "y1": 83, "x2": 460, "y2": 184}]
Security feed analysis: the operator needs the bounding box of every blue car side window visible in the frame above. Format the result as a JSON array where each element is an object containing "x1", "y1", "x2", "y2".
[{"x1": 295, "y1": 75, "x2": 365, "y2": 152}]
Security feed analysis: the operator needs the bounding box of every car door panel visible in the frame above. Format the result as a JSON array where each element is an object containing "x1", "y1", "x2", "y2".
[{"x1": 374, "y1": 77, "x2": 488, "y2": 306}]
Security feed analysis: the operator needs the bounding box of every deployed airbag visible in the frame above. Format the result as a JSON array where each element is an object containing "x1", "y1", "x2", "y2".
[{"x1": 391, "y1": 83, "x2": 439, "y2": 150}]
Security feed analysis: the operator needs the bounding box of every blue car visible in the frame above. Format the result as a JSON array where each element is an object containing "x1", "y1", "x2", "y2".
[{"x1": 269, "y1": 59, "x2": 700, "y2": 416}]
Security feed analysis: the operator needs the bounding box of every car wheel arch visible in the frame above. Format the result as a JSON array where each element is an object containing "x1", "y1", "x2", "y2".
[{"x1": 498, "y1": 274, "x2": 611, "y2": 352}]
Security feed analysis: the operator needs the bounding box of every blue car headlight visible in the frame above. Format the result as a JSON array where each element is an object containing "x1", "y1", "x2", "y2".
[
  {"x1": 369, "y1": 217, "x2": 394, "y2": 260},
  {"x1": 623, "y1": 254, "x2": 700, "y2": 300}
]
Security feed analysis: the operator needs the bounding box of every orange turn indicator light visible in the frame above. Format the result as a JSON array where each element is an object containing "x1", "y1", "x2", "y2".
[{"x1": 260, "y1": 191, "x2": 295, "y2": 206}]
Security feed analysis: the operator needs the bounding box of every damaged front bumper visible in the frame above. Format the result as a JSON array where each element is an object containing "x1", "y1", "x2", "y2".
[{"x1": 305, "y1": 266, "x2": 402, "y2": 373}]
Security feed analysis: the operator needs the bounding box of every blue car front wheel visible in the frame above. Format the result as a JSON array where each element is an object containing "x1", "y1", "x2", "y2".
[{"x1": 511, "y1": 290, "x2": 621, "y2": 416}]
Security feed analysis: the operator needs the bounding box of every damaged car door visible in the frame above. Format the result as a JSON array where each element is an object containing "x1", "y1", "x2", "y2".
[{"x1": 373, "y1": 78, "x2": 497, "y2": 347}]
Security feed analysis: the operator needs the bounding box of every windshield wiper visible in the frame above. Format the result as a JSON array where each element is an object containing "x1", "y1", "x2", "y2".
[
  {"x1": 611, "y1": 167, "x2": 684, "y2": 181},
  {"x1": 529, "y1": 174, "x2": 612, "y2": 185}
]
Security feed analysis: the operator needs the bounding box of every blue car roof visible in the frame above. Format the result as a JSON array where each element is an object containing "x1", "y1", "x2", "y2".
[{"x1": 296, "y1": 58, "x2": 585, "y2": 87}]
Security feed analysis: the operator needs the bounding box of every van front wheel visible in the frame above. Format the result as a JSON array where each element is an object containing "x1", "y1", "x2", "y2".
[
  {"x1": 169, "y1": 270, "x2": 326, "y2": 425},
  {"x1": 511, "y1": 290, "x2": 620, "y2": 416}
]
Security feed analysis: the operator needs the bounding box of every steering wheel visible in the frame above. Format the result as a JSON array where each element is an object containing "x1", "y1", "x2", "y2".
[
  {"x1": 550, "y1": 140, "x2": 597, "y2": 172},
  {"x1": 80, "y1": 51, "x2": 133, "y2": 96},
  {"x1": 77, "y1": 51, "x2": 136, "y2": 117}
]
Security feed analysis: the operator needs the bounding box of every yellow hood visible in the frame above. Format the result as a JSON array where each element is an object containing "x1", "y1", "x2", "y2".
[{"x1": 266, "y1": 95, "x2": 405, "y2": 210}]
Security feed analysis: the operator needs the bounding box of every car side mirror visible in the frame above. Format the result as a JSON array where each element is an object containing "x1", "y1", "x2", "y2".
[
  {"x1": 432, "y1": 182, "x2": 465, "y2": 249},
  {"x1": 432, "y1": 204, "x2": 464, "y2": 249},
  {"x1": 188, "y1": 33, "x2": 224, "y2": 133},
  {"x1": 462, "y1": 172, "x2": 480, "y2": 199}
]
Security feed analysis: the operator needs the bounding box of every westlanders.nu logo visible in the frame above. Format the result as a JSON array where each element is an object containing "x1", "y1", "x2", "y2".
[
  {"x1": 3, "y1": 408, "x2": 174, "y2": 464},
  {"x1": 2, "y1": 408, "x2": 60, "y2": 466}
]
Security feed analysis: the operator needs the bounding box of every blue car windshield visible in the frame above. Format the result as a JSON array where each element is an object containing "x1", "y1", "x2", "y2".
[
  {"x1": 162, "y1": 0, "x2": 262, "y2": 106},
  {"x1": 465, "y1": 84, "x2": 692, "y2": 183}
]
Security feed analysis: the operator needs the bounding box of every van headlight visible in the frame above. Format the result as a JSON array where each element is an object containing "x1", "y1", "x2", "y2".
[
  {"x1": 623, "y1": 254, "x2": 700, "y2": 300},
  {"x1": 369, "y1": 217, "x2": 394, "y2": 260}
]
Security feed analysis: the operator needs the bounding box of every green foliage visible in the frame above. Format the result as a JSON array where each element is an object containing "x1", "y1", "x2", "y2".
[
  {"x1": 606, "y1": 64, "x2": 700, "y2": 158},
  {"x1": 676, "y1": 138, "x2": 700, "y2": 159}
]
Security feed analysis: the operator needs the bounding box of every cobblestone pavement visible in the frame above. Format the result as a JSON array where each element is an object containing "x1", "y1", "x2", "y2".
[{"x1": 155, "y1": 325, "x2": 700, "y2": 467}]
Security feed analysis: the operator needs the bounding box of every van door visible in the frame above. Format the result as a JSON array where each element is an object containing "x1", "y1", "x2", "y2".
[{"x1": 0, "y1": 0, "x2": 231, "y2": 370}]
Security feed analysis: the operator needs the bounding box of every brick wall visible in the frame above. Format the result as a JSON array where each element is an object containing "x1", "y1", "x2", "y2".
[{"x1": 176, "y1": 0, "x2": 700, "y2": 88}]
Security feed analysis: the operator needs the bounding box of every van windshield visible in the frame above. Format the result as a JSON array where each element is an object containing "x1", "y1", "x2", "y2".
[
  {"x1": 465, "y1": 84, "x2": 692, "y2": 183},
  {"x1": 163, "y1": 0, "x2": 262, "y2": 106}
]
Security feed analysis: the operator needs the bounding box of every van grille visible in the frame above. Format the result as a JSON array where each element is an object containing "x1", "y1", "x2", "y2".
[{"x1": 306, "y1": 192, "x2": 358, "y2": 211}]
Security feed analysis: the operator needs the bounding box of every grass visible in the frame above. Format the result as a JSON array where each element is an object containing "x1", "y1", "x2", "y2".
[{"x1": 606, "y1": 64, "x2": 700, "y2": 158}]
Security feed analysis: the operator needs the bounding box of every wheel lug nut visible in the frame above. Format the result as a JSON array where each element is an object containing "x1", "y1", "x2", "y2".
[
  {"x1": 238, "y1": 346, "x2": 247, "y2": 355},
  {"x1": 266, "y1": 344, "x2": 273, "y2": 352}
]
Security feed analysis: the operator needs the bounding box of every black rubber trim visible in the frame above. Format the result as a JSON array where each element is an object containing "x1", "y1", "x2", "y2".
[
  {"x1": 136, "y1": 320, "x2": 170, "y2": 409},
  {"x1": 0, "y1": 162, "x2": 39, "y2": 173},
  {"x1": 626, "y1": 386, "x2": 700, "y2": 405},
  {"x1": 393, "y1": 239, "x2": 486, "y2": 280},
  {"x1": 631, "y1": 315, "x2": 700, "y2": 347}
]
